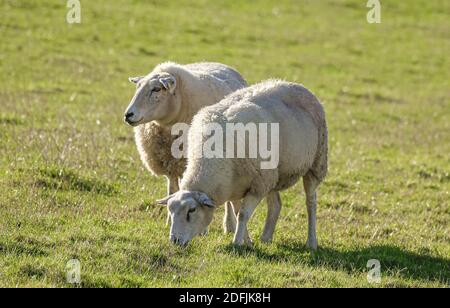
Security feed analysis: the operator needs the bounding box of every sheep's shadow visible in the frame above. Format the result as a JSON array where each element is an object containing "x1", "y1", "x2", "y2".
[{"x1": 221, "y1": 242, "x2": 450, "y2": 284}]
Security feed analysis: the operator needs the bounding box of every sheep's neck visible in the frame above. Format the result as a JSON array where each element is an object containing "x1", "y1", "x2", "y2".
[
  {"x1": 181, "y1": 159, "x2": 230, "y2": 205},
  {"x1": 155, "y1": 89, "x2": 195, "y2": 128}
]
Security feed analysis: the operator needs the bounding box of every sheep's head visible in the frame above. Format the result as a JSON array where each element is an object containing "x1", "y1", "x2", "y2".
[
  {"x1": 157, "y1": 190, "x2": 216, "y2": 247},
  {"x1": 124, "y1": 72, "x2": 178, "y2": 126}
]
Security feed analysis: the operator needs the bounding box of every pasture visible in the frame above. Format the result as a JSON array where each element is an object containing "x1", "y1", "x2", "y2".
[{"x1": 0, "y1": 0, "x2": 449, "y2": 287}]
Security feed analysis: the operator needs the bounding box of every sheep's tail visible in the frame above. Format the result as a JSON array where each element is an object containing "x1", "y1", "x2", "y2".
[{"x1": 310, "y1": 112, "x2": 328, "y2": 183}]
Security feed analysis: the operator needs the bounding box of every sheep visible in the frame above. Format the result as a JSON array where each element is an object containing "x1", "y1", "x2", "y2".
[
  {"x1": 157, "y1": 80, "x2": 328, "y2": 249},
  {"x1": 124, "y1": 62, "x2": 248, "y2": 231}
]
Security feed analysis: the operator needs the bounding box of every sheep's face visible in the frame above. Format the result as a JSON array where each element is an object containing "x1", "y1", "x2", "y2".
[
  {"x1": 124, "y1": 73, "x2": 178, "y2": 126},
  {"x1": 157, "y1": 191, "x2": 216, "y2": 247}
]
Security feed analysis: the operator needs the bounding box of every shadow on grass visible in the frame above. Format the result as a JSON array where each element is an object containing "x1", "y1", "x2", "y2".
[
  {"x1": 34, "y1": 167, "x2": 118, "y2": 196},
  {"x1": 0, "y1": 240, "x2": 50, "y2": 257},
  {"x1": 0, "y1": 117, "x2": 23, "y2": 125},
  {"x1": 221, "y1": 242, "x2": 450, "y2": 284}
]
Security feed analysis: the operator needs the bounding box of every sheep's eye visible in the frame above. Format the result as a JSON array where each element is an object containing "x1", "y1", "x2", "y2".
[{"x1": 147, "y1": 87, "x2": 161, "y2": 98}]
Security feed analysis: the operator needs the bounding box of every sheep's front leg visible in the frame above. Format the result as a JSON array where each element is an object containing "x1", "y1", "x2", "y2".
[
  {"x1": 261, "y1": 192, "x2": 282, "y2": 243},
  {"x1": 233, "y1": 195, "x2": 262, "y2": 246},
  {"x1": 230, "y1": 200, "x2": 251, "y2": 242},
  {"x1": 223, "y1": 201, "x2": 237, "y2": 234},
  {"x1": 303, "y1": 172, "x2": 319, "y2": 250},
  {"x1": 165, "y1": 177, "x2": 180, "y2": 226}
]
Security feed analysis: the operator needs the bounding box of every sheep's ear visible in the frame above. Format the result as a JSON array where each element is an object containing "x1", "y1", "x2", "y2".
[
  {"x1": 159, "y1": 75, "x2": 177, "y2": 94},
  {"x1": 129, "y1": 76, "x2": 143, "y2": 84},
  {"x1": 156, "y1": 194, "x2": 175, "y2": 206},
  {"x1": 194, "y1": 192, "x2": 215, "y2": 208}
]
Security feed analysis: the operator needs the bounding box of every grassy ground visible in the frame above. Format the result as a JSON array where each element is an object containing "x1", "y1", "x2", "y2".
[{"x1": 0, "y1": 0, "x2": 449, "y2": 288}]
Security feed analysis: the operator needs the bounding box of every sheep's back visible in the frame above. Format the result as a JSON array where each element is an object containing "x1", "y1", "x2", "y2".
[
  {"x1": 196, "y1": 81, "x2": 324, "y2": 192},
  {"x1": 186, "y1": 62, "x2": 248, "y2": 95}
]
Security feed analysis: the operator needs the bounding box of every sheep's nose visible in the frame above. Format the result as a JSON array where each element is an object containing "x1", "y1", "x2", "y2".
[{"x1": 124, "y1": 112, "x2": 135, "y2": 124}]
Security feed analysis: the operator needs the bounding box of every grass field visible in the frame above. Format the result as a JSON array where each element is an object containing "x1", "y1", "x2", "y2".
[{"x1": 0, "y1": 0, "x2": 449, "y2": 288}]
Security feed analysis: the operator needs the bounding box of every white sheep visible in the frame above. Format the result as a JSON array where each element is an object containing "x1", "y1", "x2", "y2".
[
  {"x1": 124, "y1": 62, "x2": 248, "y2": 231},
  {"x1": 158, "y1": 80, "x2": 328, "y2": 249}
]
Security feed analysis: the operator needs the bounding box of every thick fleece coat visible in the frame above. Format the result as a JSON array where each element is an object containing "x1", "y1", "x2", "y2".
[
  {"x1": 134, "y1": 62, "x2": 248, "y2": 181},
  {"x1": 178, "y1": 80, "x2": 327, "y2": 247},
  {"x1": 181, "y1": 79, "x2": 327, "y2": 204}
]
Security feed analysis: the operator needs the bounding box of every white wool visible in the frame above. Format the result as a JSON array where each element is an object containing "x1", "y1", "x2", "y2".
[
  {"x1": 133, "y1": 62, "x2": 247, "y2": 180},
  {"x1": 181, "y1": 79, "x2": 328, "y2": 205}
]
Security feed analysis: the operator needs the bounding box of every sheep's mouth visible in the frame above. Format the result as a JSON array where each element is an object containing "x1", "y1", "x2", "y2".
[
  {"x1": 124, "y1": 117, "x2": 144, "y2": 126},
  {"x1": 170, "y1": 236, "x2": 190, "y2": 248}
]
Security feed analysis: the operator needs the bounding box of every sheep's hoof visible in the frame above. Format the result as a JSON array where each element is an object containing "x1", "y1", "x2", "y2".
[
  {"x1": 233, "y1": 241, "x2": 253, "y2": 248},
  {"x1": 260, "y1": 235, "x2": 273, "y2": 244},
  {"x1": 200, "y1": 229, "x2": 209, "y2": 236},
  {"x1": 233, "y1": 231, "x2": 253, "y2": 246},
  {"x1": 233, "y1": 238, "x2": 253, "y2": 247},
  {"x1": 306, "y1": 239, "x2": 318, "y2": 251},
  {"x1": 233, "y1": 239, "x2": 245, "y2": 246}
]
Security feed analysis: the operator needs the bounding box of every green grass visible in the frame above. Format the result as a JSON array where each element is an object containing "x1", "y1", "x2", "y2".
[{"x1": 0, "y1": 0, "x2": 449, "y2": 288}]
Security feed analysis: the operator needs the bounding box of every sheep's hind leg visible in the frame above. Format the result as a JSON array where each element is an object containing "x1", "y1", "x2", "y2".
[
  {"x1": 261, "y1": 192, "x2": 282, "y2": 243},
  {"x1": 303, "y1": 172, "x2": 319, "y2": 250},
  {"x1": 223, "y1": 201, "x2": 237, "y2": 234},
  {"x1": 165, "y1": 177, "x2": 180, "y2": 226},
  {"x1": 233, "y1": 195, "x2": 262, "y2": 246}
]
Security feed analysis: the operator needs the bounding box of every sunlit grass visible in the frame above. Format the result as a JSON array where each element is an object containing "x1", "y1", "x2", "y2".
[{"x1": 0, "y1": 0, "x2": 449, "y2": 287}]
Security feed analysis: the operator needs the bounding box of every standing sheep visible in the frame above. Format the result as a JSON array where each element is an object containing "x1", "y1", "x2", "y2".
[
  {"x1": 124, "y1": 62, "x2": 247, "y2": 231},
  {"x1": 158, "y1": 80, "x2": 328, "y2": 249}
]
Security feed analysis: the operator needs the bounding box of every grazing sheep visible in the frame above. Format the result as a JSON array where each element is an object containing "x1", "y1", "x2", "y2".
[
  {"x1": 124, "y1": 62, "x2": 247, "y2": 231},
  {"x1": 158, "y1": 80, "x2": 327, "y2": 249}
]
